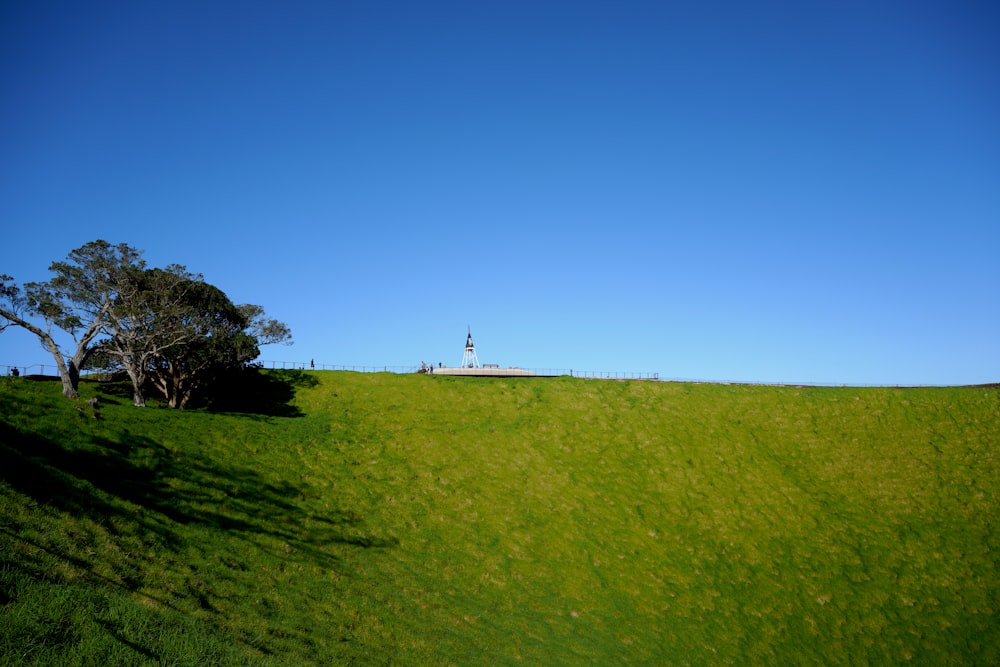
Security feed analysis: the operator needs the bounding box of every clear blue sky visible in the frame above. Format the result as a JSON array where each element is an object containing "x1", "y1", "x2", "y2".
[{"x1": 2, "y1": 1, "x2": 998, "y2": 384}]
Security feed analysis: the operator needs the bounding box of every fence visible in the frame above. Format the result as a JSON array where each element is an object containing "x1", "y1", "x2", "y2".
[
  {"x1": 2, "y1": 362, "x2": 961, "y2": 387},
  {"x1": 258, "y1": 361, "x2": 659, "y2": 380},
  {"x1": 1, "y1": 361, "x2": 657, "y2": 380},
  {"x1": 1, "y1": 364, "x2": 63, "y2": 378},
  {"x1": 521, "y1": 368, "x2": 660, "y2": 380},
  {"x1": 190, "y1": 364, "x2": 977, "y2": 386},
  {"x1": 259, "y1": 361, "x2": 422, "y2": 374}
]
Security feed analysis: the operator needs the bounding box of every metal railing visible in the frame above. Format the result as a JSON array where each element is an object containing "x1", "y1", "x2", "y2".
[
  {"x1": 2, "y1": 361, "x2": 653, "y2": 380},
  {"x1": 259, "y1": 361, "x2": 422, "y2": 374},
  {"x1": 257, "y1": 361, "x2": 658, "y2": 380},
  {"x1": 2, "y1": 362, "x2": 966, "y2": 387},
  {"x1": 531, "y1": 368, "x2": 659, "y2": 380},
  {"x1": 1, "y1": 364, "x2": 62, "y2": 378}
]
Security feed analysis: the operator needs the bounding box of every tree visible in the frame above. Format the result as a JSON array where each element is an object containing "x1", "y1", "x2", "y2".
[
  {"x1": 102, "y1": 266, "x2": 292, "y2": 408},
  {"x1": 0, "y1": 241, "x2": 145, "y2": 398},
  {"x1": 2, "y1": 240, "x2": 291, "y2": 408},
  {"x1": 0, "y1": 275, "x2": 76, "y2": 395},
  {"x1": 99, "y1": 265, "x2": 205, "y2": 407},
  {"x1": 148, "y1": 284, "x2": 292, "y2": 409},
  {"x1": 240, "y1": 303, "x2": 293, "y2": 349}
]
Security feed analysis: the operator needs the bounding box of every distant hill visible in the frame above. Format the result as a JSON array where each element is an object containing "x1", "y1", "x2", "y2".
[{"x1": 2, "y1": 372, "x2": 998, "y2": 665}]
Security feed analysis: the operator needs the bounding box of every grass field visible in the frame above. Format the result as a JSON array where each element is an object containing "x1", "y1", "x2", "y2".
[{"x1": 1, "y1": 371, "x2": 997, "y2": 665}]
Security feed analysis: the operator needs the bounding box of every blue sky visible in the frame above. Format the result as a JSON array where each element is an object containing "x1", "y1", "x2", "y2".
[{"x1": 2, "y1": 1, "x2": 998, "y2": 384}]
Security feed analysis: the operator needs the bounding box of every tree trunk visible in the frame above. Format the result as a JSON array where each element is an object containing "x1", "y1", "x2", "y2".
[
  {"x1": 153, "y1": 361, "x2": 183, "y2": 408},
  {"x1": 66, "y1": 329, "x2": 99, "y2": 398},
  {"x1": 59, "y1": 370, "x2": 78, "y2": 399},
  {"x1": 0, "y1": 309, "x2": 79, "y2": 398},
  {"x1": 67, "y1": 360, "x2": 80, "y2": 395},
  {"x1": 169, "y1": 363, "x2": 182, "y2": 408},
  {"x1": 176, "y1": 381, "x2": 197, "y2": 410},
  {"x1": 125, "y1": 367, "x2": 146, "y2": 407},
  {"x1": 40, "y1": 331, "x2": 77, "y2": 399}
]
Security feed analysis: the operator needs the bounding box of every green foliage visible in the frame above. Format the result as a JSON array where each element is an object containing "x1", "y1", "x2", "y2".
[
  {"x1": 1, "y1": 373, "x2": 997, "y2": 665},
  {"x1": 1, "y1": 240, "x2": 291, "y2": 407},
  {"x1": 1, "y1": 241, "x2": 148, "y2": 399},
  {"x1": 135, "y1": 269, "x2": 260, "y2": 408}
]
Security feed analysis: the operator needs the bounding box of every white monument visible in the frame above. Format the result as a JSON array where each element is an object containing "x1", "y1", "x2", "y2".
[{"x1": 461, "y1": 327, "x2": 481, "y2": 369}]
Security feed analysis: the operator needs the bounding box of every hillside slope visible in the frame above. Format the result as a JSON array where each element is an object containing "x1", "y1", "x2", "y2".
[{"x1": 2, "y1": 372, "x2": 998, "y2": 665}]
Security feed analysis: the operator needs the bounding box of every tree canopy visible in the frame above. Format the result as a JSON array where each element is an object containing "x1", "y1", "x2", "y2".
[{"x1": 1, "y1": 241, "x2": 292, "y2": 407}]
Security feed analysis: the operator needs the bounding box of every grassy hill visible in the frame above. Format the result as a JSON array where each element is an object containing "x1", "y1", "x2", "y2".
[{"x1": 1, "y1": 371, "x2": 997, "y2": 665}]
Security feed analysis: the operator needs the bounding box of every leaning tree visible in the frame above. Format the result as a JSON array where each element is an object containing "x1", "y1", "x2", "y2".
[
  {"x1": 2, "y1": 241, "x2": 291, "y2": 407},
  {"x1": 0, "y1": 241, "x2": 145, "y2": 398}
]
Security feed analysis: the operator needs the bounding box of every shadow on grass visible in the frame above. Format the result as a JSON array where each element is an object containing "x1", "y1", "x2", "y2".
[
  {"x1": 0, "y1": 412, "x2": 397, "y2": 658},
  {"x1": 0, "y1": 412, "x2": 395, "y2": 609},
  {"x1": 205, "y1": 368, "x2": 319, "y2": 416},
  {"x1": 92, "y1": 368, "x2": 319, "y2": 417},
  {"x1": 0, "y1": 420, "x2": 392, "y2": 557}
]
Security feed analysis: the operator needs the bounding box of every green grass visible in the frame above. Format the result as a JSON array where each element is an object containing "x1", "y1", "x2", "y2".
[{"x1": 1, "y1": 372, "x2": 998, "y2": 665}]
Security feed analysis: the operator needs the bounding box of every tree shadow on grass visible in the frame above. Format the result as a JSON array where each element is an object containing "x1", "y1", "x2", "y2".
[
  {"x1": 0, "y1": 420, "x2": 391, "y2": 559},
  {"x1": 0, "y1": 415, "x2": 397, "y2": 658},
  {"x1": 0, "y1": 371, "x2": 393, "y2": 660},
  {"x1": 93, "y1": 367, "x2": 319, "y2": 417},
  {"x1": 204, "y1": 368, "x2": 319, "y2": 416}
]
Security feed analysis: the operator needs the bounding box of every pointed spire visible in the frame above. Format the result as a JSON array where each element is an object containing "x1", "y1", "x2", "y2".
[{"x1": 461, "y1": 327, "x2": 481, "y2": 368}]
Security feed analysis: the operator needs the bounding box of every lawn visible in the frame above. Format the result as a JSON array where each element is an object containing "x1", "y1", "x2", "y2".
[{"x1": 1, "y1": 371, "x2": 997, "y2": 664}]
